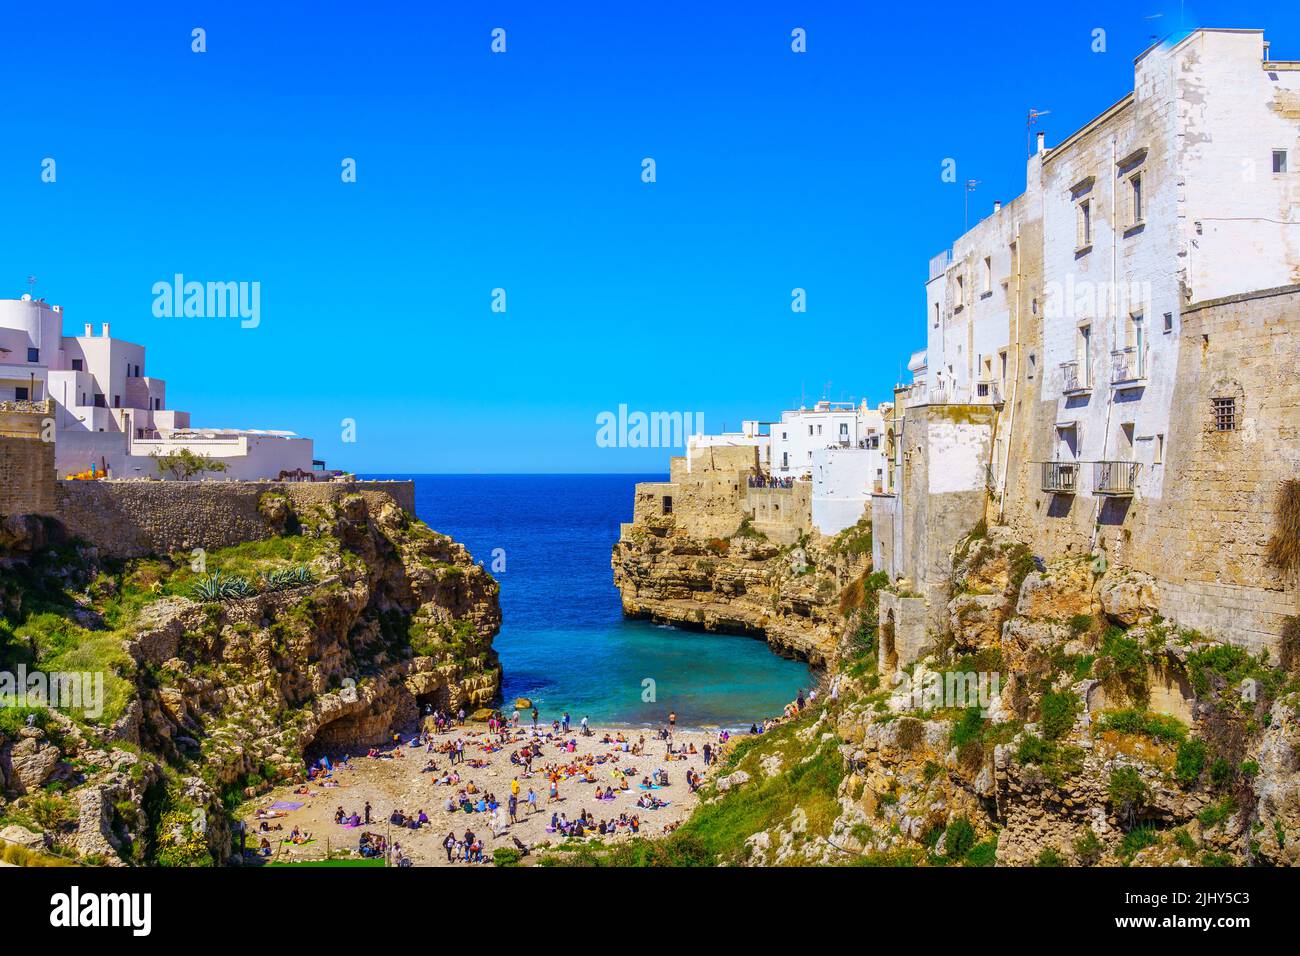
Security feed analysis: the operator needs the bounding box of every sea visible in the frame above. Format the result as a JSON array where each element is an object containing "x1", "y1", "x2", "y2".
[{"x1": 365, "y1": 474, "x2": 812, "y2": 730}]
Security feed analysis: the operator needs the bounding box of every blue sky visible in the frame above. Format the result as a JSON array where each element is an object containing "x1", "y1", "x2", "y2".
[{"x1": 3, "y1": 1, "x2": 1295, "y2": 472}]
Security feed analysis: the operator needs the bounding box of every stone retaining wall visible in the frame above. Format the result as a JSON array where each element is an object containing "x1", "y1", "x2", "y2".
[{"x1": 54, "y1": 479, "x2": 417, "y2": 558}]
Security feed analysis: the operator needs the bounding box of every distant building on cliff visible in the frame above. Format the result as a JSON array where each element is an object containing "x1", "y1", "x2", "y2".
[
  {"x1": 679, "y1": 399, "x2": 891, "y2": 536},
  {"x1": 0, "y1": 295, "x2": 315, "y2": 480},
  {"x1": 875, "y1": 27, "x2": 1300, "y2": 666}
]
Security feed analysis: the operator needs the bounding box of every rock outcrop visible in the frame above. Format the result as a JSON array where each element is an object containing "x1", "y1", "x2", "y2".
[
  {"x1": 0, "y1": 487, "x2": 501, "y2": 866},
  {"x1": 611, "y1": 514, "x2": 872, "y2": 666}
]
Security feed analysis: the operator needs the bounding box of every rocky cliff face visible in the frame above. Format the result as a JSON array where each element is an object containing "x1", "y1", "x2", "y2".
[
  {"x1": 0, "y1": 489, "x2": 500, "y2": 866},
  {"x1": 612, "y1": 514, "x2": 873, "y2": 667},
  {"x1": 602, "y1": 519, "x2": 1300, "y2": 868}
]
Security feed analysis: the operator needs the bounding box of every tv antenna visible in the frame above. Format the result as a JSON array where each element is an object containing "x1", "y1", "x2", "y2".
[
  {"x1": 1027, "y1": 108, "x2": 1051, "y2": 157},
  {"x1": 26, "y1": 275, "x2": 36, "y2": 298},
  {"x1": 964, "y1": 179, "x2": 980, "y2": 231}
]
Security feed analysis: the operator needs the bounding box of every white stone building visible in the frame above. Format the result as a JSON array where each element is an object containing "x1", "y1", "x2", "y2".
[
  {"x1": 1036, "y1": 28, "x2": 1300, "y2": 508},
  {"x1": 0, "y1": 295, "x2": 315, "y2": 479},
  {"x1": 769, "y1": 400, "x2": 885, "y2": 479}
]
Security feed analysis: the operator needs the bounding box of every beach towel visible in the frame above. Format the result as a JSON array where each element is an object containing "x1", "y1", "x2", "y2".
[{"x1": 270, "y1": 801, "x2": 305, "y2": 812}]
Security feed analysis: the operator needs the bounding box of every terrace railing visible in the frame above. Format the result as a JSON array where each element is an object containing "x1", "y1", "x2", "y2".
[
  {"x1": 1060, "y1": 360, "x2": 1090, "y2": 394},
  {"x1": 1110, "y1": 346, "x2": 1146, "y2": 386},
  {"x1": 1093, "y1": 460, "x2": 1138, "y2": 496},
  {"x1": 1040, "y1": 461, "x2": 1078, "y2": 494}
]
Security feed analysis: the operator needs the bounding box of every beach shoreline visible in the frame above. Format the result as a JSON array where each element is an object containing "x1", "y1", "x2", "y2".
[{"x1": 240, "y1": 720, "x2": 726, "y2": 867}]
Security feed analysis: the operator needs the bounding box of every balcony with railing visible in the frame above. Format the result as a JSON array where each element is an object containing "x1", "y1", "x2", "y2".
[
  {"x1": 1093, "y1": 460, "x2": 1137, "y2": 496},
  {"x1": 1110, "y1": 346, "x2": 1147, "y2": 386},
  {"x1": 1060, "y1": 360, "x2": 1091, "y2": 395},
  {"x1": 974, "y1": 380, "x2": 1002, "y2": 404},
  {"x1": 928, "y1": 248, "x2": 953, "y2": 281},
  {"x1": 1040, "y1": 461, "x2": 1078, "y2": 494}
]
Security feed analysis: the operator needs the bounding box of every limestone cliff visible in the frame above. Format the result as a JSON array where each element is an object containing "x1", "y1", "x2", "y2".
[
  {"x1": 0, "y1": 489, "x2": 500, "y2": 866},
  {"x1": 612, "y1": 513, "x2": 874, "y2": 667},
  {"x1": 593, "y1": 518, "x2": 1300, "y2": 868}
]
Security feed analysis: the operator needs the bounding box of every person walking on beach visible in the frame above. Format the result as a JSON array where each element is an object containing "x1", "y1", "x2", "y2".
[
  {"x1": 508, "y1": 793, "x2": 518, "y2": 825},
  {"x1": 443, "y1": 831, "x2": 456, "y2": 863},
  {"x1": 527, "y1": 787, "x2": 538, "y2": 814},
  {"x1": 796, "y1": 689, "x2": 805, "y2": 712},
  {"x1": 580, "y1": 715, "x2": 590, "y2": 736},
  {"x1": 702, "y1": 742, "x2": 712, "y2": 766}
]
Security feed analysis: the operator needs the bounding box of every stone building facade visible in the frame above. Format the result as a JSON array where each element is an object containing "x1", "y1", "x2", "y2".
[{"x1": 877, "y1": 29, "x2": 1300, "y2": 664}]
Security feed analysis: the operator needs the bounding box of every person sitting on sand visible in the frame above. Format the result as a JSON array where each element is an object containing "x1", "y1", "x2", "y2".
[{"x1": 334, "y1": 807, "x2": 345, "y2": 825}]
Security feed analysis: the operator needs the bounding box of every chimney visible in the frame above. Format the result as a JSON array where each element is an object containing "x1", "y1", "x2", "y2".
[
  {"x1": 1037, "y1": 131, "x2": 1046, "y2": 154},
  {"x1": 993, "y1": 201, "x2": 1002, "y2": 213},
  {"x1": 83, "y1": 323, "x2": 92, "y2": 337},
  {"x1": 101, "y1": 322, "x2": 110, "y2": 338}
]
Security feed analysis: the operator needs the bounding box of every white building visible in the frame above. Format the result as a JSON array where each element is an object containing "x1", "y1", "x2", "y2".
[
  {"x1": 680, "y1": 399, "x2": 890, "y2": 535},
  {"x1": 1036, "y1": 28, "x2": 1300, "y2": 506},
  {"x1": 686, "y1": 420, "x2": 771, "y2": 472},
  {"x1": 769, "y1": 400, "x2": 886, "y2": 479},
  {"x1": 0, "y1": 295, "x2": 315, "y2": 479}
]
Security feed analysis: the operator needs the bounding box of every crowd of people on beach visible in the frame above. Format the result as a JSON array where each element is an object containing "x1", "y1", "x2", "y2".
[{"x1": 250, "y1": 685, "x2": 824, "y2": 865}]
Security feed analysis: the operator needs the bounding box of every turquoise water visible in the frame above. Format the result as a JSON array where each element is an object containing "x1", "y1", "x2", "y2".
[{"x1": 368, "y1": 475, "x2": 812, "y2": 729}]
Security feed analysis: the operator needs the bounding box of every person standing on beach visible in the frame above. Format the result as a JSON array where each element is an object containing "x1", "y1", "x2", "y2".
[
  {"x1": 562, "y1": 712, "x2": 570, "y2": 733},
  {"x1": 364, "y1": 801, "x2": 372, "y2": 825},
  {"x1": 532, "y1": 707, "x2": 539, "y2": 728},
  {"x1": 527, "y1": 787, "x2": 538, "y2": 814},
  {"x1": 702, "y1": 742, "x2": 712, "y2": 766},
  {"x1": 508, "y1": 793, "x2": 518, "y2": 824}
]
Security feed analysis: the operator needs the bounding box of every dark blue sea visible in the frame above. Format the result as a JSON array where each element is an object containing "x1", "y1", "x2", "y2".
[{"x1": 365, "y1": 475, "x2": 811, "y2": 730}]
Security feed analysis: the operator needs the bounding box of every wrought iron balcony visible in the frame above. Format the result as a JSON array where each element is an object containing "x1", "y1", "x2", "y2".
[
  {"x1": 1041, "y1": 461, "x2": 1078, "y2": 494},
  {"x1": 1110, "y1": 347, "x2": 1146, "y2": 386},
  {"x1": 1093, "y1": 460, "x2": 1138, "y2": 496},
  {"x1": 1060, "y1": 360, "x2": 1091, "y2": 394}
]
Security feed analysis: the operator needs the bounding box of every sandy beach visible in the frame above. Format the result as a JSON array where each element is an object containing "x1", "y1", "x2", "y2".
[{"x1": 241, "y1": 720, "x2": 723, "y2": 866}]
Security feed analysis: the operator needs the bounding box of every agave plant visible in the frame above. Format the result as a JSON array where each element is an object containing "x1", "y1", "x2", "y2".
[
  {"x1": 190, "y1": 569, "x2": 255, "y2": 603},
  {"x1": 257, "y1": 565, "x2": 318, "y2": 593}
]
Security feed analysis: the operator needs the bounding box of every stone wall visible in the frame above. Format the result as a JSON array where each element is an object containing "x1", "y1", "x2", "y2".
[
  {"x1": 628, "y1": 444, "x2": 810, "y2": 541},
  {"x1": 745, "y1": 484, "x2": 811, "y2": 546},
  {"x1": 53, "y1": 479, "x2": 417, "y2": 558},
  {"x1": 1001, "y1": 284, "x2": 1300, "y2": 654},
  {"x1": 0, "y1": 400, "x2": 56, "y2": 517}
]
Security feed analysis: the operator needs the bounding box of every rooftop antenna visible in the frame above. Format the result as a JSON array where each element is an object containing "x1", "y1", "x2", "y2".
[
  {"x1": 26, "y1": 275, "x2": 36, "y2": 298},
  {"x1": 964, "y1": 179, "x2": 980, "y2": 231},
  {"x1": 1027, "y1": 108, "x2": 1051, "y2": 158}
]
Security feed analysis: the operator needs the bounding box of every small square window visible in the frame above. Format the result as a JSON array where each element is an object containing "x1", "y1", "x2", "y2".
[
  {"x1": 27, "y1": 347, "x2": 39, "y2": 363},
  {"x1": 72, "y1": 358, "x2": 83, "y2": 371},
  {"x1": 1212, "y1": 397, "x2": 1236, "y2": 432},
  {"x1": 1273, "y1": 150, "x2": 1288, "y2": 174}
]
